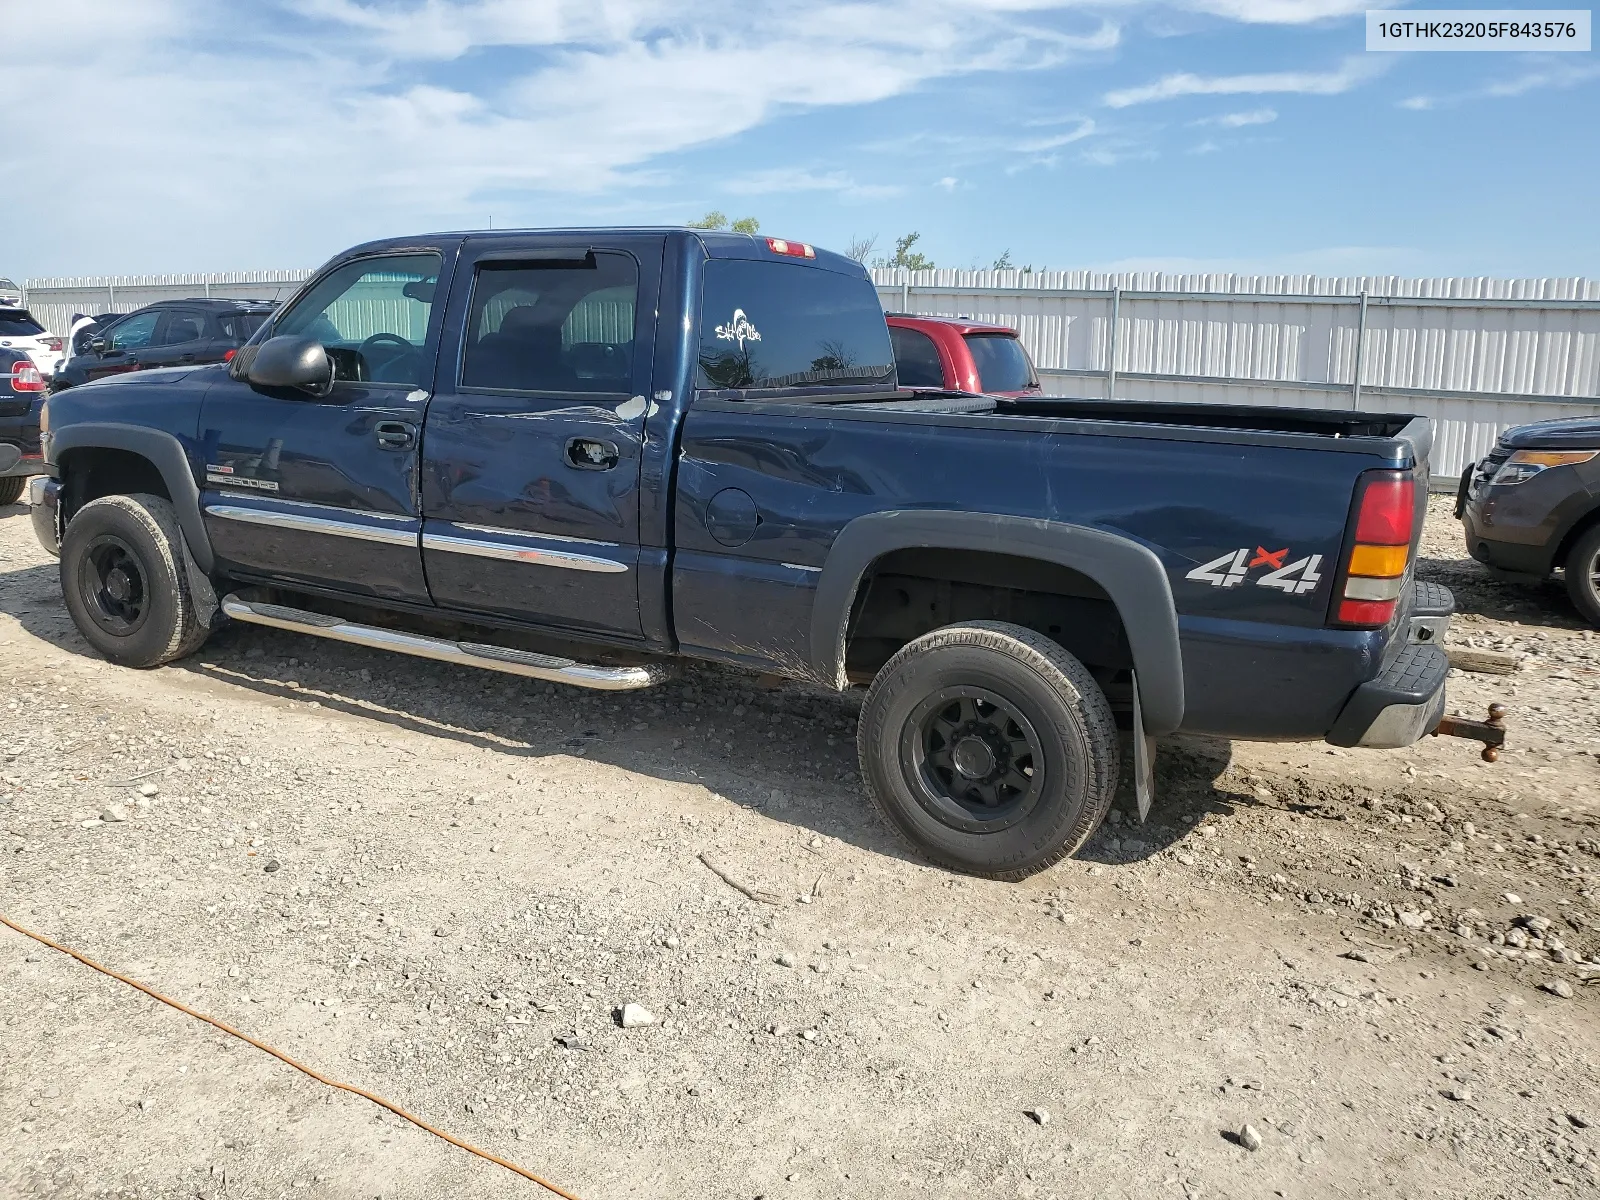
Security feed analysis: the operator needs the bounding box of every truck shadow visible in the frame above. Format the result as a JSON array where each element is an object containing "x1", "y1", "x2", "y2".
[
  {"x1": 1416, "y1": 553, "x2": 1588, "y2": 629},
  {"x1": 3, "y1": 553, "x2": 1247, "y2": 878}
]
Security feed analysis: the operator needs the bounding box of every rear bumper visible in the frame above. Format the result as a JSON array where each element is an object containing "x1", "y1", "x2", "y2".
[
  {"x1": 1326, "y1": 640, "x2": 1449, "y2": 748},
  {"x1": 28, "y1": 475, "x2": 60, "y2": 555}
]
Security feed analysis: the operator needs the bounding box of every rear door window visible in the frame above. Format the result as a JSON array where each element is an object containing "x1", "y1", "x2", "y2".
[
  {"x1": 697, "y1": 260, "x2": 894, "y2": 393},
  {"x1": 155, "y1": 310, "x2": 208, "y2": 345},
  {"x1": 963, "y1": 334, "x2": 1036, "y2": 393},
  {"x1": 889, "y1": 326, "x2": 945, "y2": 389},
  {"x1": 460, "y1": 253, "x2": 639, "y2": 394}
]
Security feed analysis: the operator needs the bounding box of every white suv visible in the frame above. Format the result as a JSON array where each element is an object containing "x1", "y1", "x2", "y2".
[{"x1": 0, "y1": 308, "x2": 63, "y2": 375}]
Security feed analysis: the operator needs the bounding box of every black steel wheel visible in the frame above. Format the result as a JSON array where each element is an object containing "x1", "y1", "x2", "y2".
[
  {"x1": 858, "y1": 620, "x2": 1119, "y2": 880},
  {"x1": 60, "y1": 493, "x2": 210, "y2": 668},
  {"x1": 904, "y1": 687, "x2": 1044, "y2": 833},
  {"x1": 1566, "y1": 523, "x2": 1600, "y2": 629},
  {"x1": 77, "y1": 534, "x2": 150, "y2": 637}
]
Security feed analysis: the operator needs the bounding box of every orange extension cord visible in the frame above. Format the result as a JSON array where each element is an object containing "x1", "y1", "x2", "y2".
[{"x1": 0, "y1": 912, "x2": 583, "y2": 1200}]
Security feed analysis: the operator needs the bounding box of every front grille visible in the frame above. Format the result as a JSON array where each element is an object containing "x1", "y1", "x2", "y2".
[{"x1": 1476, "y1": 441, "x2": 1512, "y2": 485}]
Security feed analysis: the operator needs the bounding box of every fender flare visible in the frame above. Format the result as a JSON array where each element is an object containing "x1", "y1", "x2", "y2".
[
  {"x1": 51, "y1": 423, "x2": 214, "y2": 573},
  {"x1": 809, "y1": 510, "x2": 1185, "y2": 735}
]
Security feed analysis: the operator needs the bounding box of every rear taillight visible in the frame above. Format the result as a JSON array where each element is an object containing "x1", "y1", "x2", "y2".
[
  {"x1": 41, "y1": 336, "x2": 63, "y2": 352},
  {"x1": 10, "y1": 361, "x2": 44, "y2": 393},
  {"x1": 1332, "y1": 471, "x2": 1416, "y2": 627},
  {"x1": 223, "y1": 348, "x2": 237, "y2": 362}
]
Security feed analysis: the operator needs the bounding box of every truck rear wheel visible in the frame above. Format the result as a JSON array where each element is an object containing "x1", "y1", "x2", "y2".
[
  {"x1": 0, "y1": 477, "x2": 24, "y2": 506},
  {"x1": 857, "y1": 620, "x2": 1119, "y2": 881},
  {"x1": 60, "y1": 493, "x2": 210, "y2": 668},
  {"x1": 1566, "y1": 524, "x2": 1600, "y2": 629}
]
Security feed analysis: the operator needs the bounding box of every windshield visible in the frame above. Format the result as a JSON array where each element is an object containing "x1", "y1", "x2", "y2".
[
  {"x1": 0, "y1": 312, "x2": 45, "y2": 337},
  {"x1": 964, "y1": 334, "x2": 1035, "y2": 393}
]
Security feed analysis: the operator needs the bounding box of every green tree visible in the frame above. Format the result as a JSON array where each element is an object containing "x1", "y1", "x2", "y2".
[
  {"x1": 688, "y1": 210, "x2": 760, "y2": 234},
  {"x1": 992, "y1": 249, "x2": 1013, "y2": 270},
  {"x1": 878, "y1": 232, "x2": 935, "y2": 271}
]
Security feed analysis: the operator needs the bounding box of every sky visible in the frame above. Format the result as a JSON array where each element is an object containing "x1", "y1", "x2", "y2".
[{"x1": 5, "y1": 0, "x2": 1598, "y2": 280}]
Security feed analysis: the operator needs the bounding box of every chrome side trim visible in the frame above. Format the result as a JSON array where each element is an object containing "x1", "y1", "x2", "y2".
[
  {"x1": 780, "y1": 562, "x2": 822, "y2": 574},
  {"x1": 204, "y1": 504, "x2": 417, "y2": 547},
  {"x1": 452, "y1": 521, "x2": 620, "y2": 549},
  {"x1": 422, "y1": 529, "x2": 628, "y2": 574},
  {"x1": 220, "y1": 596, "x2": 666, "y2": 691}
]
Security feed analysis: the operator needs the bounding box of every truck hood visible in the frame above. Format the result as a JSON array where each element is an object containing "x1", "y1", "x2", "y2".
[
  {"x1": 78, "y1": 365, "x2": 201, "y2": 390},
  {"x1": 1500, "y1": 414, "x2": 1600, "y2": 450}
]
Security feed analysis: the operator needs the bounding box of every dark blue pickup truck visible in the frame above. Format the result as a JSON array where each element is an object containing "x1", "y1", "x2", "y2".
[{"x1": 28, "y1": 228, "x2": 1500, "y2": 878}]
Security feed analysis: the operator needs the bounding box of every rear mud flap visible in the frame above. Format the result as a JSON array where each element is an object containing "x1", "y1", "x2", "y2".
[{"x1": 1132, "y1": 673, "x2": 1155, "y2": 823}]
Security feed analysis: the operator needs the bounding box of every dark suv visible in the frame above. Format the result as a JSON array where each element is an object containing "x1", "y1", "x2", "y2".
[
  {"x1": 1458, "y1": 414, "x2": 1600, "y2": 626},
  {"x1": 51, "y1": 298, "x2": 276, "y2": 392}
]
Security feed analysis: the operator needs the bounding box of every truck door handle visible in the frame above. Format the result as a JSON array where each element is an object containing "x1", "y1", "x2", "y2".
[
  {"x1": 179, "y1": 352, "x2": 196, "y2": 362},
  {"x1": 566, "y1": 437, "x2": 619, "y2": 470},
  {"x1": 374, "y1": 421, "x2": 415, "y2": 451}
]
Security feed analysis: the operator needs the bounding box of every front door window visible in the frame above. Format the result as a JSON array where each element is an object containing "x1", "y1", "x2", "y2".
[
  {"x1": 274, "y1": 253, "x2": 441, "y2": 386},
  {"x1": 107, "y1": 311, "x2": 160, "y2": 352}
]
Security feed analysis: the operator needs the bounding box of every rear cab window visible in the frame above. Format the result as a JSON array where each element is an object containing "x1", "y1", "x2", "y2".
[
  {"x1": 0, "y1": 311, "x2": 45, "y2": 337},
  {"x1": 697, "y1": 259, "x2": 894, "y2": 395},
  {"x1": 964, "y1": 333, "x2": 1036, "y2": 393}
]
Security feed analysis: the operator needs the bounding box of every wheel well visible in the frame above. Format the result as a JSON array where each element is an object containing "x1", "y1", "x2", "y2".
[
  {"x1": 59, "y1": 448, "x2": 170, "y2": 525},
  {"x1": 842, "y1": 547, "x2": 1133, "y2": 704},
  {"x1": 1553, "y1": 503, "x2": 1600, "y2": 570}
]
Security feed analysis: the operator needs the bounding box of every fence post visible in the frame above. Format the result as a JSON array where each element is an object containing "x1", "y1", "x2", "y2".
[
  {"x1": 1351, "y1": 289, "x2": 1368, "y2": 410},
  {"x1": 1106, "y1": 286, "x2": 1121, "y2": 399},
  {"x1": 901, "y1": 270, "x2": 909, "y2": 313},
  {"x1": 108, "y1": 280, "x2": 115, "y2": 309}
]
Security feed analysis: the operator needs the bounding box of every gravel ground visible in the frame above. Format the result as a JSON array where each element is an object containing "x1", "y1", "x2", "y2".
[{"x1": 2, "y1": 493, "x2": 1598, "y2": 1200}]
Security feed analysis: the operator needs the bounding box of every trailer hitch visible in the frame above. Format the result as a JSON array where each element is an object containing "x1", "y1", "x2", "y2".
[{"x1": 1431, "y1": 702, "x2": 1508, "y2": 762}]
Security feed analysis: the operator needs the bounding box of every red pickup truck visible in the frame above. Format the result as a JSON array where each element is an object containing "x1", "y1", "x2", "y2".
[{"x1": 886, "y1": 313, "x2": 1042, "y2": 397}]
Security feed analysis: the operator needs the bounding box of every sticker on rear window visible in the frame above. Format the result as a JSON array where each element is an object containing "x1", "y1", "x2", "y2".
[{"x1": 714, "y1": 308, "x2": 762, "y2": 348}]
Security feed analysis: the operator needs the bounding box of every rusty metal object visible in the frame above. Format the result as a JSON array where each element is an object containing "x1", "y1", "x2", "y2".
[{"x1": 1431, "y1": 702, "x2": 1509, "y2": 762}]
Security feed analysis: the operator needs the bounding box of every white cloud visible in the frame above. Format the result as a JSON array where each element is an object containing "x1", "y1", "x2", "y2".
[
  {"x1": 1015, "y1": 118, "x2": 1098, "y2": 152},
  {"x1": 724, "y1": 169, "x2": 902, "y2": 200},
  {"x1": 1177, "y1": 0, "x2": 1380, "y2": 22},
  {"x1": 1398, "y1": 63, "x2": 1600, "y2": 111},
  {"x1": 1187, "y1": 139, "x2": 1221, "y2": 154},
  {"x1": 935, "y1": 176, "x2": 961, "y2": 192},
  {"x1": 1193, "y1": 107, "x2": 1277, "y2": 127},
  {"x1": 1103, "y1": 56, "x2": 1380, "y2": 107}
]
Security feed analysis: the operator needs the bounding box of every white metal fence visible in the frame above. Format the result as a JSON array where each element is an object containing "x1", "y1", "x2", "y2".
[
  {"x1": 20, "y1": 267, "x2": 1600, "y2": 480},
  {"x1": 871, "y1": 268, "x2": 1600, "y2": 480}
]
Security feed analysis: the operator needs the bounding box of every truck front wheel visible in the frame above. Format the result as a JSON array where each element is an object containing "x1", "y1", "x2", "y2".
[
  {"x1": 857, "y1": 620, "x2": 1120, "y2": 881},
  {"x1": 60, "y1": 493, "x2": 210, "y2": 668}
]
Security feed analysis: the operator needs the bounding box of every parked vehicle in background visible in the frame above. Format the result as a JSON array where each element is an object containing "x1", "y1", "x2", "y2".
[
  {"x1": 49, "y1": 298, "x2": 276, "y2": 392},
  {"x1": 887, "y1": 313, "x2": 1042, "y2": 397},
  {"x1": 0, "y1": 347, "x2": 47, "y2": 506},
  {"x1": 0, "y1": 278, "x2": 22, "y2": 307},
  {"x1": 31, "y1": 227, "x2": 1505, "y2": 879},
  {"x1": 65, "y1": 312, "x2": 123, "y2": 360},
  {"x1": 0, "y1": 309, "x2": 64, "y2": 376},
  {"x1": 1458, "y1": 415, "x2": 1600, "y2": 627}
]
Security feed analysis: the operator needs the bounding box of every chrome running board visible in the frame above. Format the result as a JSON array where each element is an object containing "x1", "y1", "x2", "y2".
[{"x1": 220, "y1": 596, "x2": 667, "y2": 691}]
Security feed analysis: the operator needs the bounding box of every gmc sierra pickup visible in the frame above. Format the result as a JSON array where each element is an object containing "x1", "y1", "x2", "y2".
[{"x1": 28, "y1": 228, "x2": 1502, "y2": 879}]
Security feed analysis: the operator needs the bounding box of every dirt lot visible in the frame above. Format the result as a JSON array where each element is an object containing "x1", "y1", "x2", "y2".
[{"x1": 2, "y1": 493, "x2": 1598, "y2": 1200}]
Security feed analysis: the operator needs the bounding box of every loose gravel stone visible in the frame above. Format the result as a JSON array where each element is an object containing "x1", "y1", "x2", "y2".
[
  {"x1": 618, "y1": 1003, "x2": 656, "y2": 1029},
  {"x1": 1239, "y1": 1123, "x2": 1263, "y2": 1151}
]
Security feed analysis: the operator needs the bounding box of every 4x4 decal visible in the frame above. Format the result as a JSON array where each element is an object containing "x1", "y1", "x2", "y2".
[{"x1": 1186, "y1": 546, "x2": 1324, "y2": 595}]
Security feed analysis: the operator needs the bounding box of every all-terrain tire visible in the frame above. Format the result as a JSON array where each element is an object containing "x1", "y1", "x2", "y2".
[
  {"x1": 60, "y1": 493, "x2": 210, "y2": 667},
  {"x1": 857, "y1": 620, "x2": 1120, "y2": 881},
  {"x1": 1566, "y1": 523, "x2": 1600, "y2": 629},
  {"x1": 0, "y1": 476, "x2": 24, "y2": 507}
]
